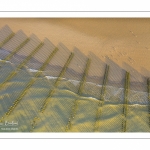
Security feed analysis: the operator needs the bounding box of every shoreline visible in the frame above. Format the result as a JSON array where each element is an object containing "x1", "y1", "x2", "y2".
[{"x1": 0, "y1": 18, "x2": 150, "y2": 77}]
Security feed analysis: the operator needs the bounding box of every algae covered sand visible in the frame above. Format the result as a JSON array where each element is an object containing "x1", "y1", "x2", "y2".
[{"x1": 0, "y1": 60, "x2": 149, "y2": 132}]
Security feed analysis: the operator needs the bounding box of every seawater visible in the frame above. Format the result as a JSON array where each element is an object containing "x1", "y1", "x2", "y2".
[{"x1": 0, "y1": 49, "x2": 149, "y2": 132}]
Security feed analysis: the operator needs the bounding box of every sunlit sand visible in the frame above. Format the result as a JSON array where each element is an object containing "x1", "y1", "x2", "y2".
[{"x1": 0, "y1": 18, "x2": 149, "y2": 132}]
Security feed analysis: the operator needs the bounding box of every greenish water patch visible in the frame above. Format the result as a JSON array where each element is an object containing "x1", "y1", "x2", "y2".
[{"x1": 0, "y1": 60, "x2": 149, "y2": 132}]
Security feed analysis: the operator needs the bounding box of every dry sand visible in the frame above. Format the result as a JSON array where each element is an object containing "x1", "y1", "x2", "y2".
[{"x1": 0, "y1": 18, "x2": 150, "y2": 76}]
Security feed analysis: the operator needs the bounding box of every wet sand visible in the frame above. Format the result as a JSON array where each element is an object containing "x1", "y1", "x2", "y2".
[{"x1": 0, "y1": 18, "x2": 150, "y2": 77}]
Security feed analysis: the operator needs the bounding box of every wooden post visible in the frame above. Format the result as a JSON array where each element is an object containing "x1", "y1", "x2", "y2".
[
  {"x1": 122, "y1": 71, "x2": 130, "y2": 132},
  {"x1": 94, "y1": 64, "x2": 109, "y2": 132}
]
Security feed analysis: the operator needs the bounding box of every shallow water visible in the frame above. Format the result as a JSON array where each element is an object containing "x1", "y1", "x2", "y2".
[{"x1": 0, "y1": 49, "x2": 149, "y2": 132}]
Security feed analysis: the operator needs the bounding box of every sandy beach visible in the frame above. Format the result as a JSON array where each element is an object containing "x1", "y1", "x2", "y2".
[
  {"x1": 0, "y1": 18, "x2": 150, "y2": 132},
  {"x1": 0, "y1": 18, "x2": 150, "y2": 77}
]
